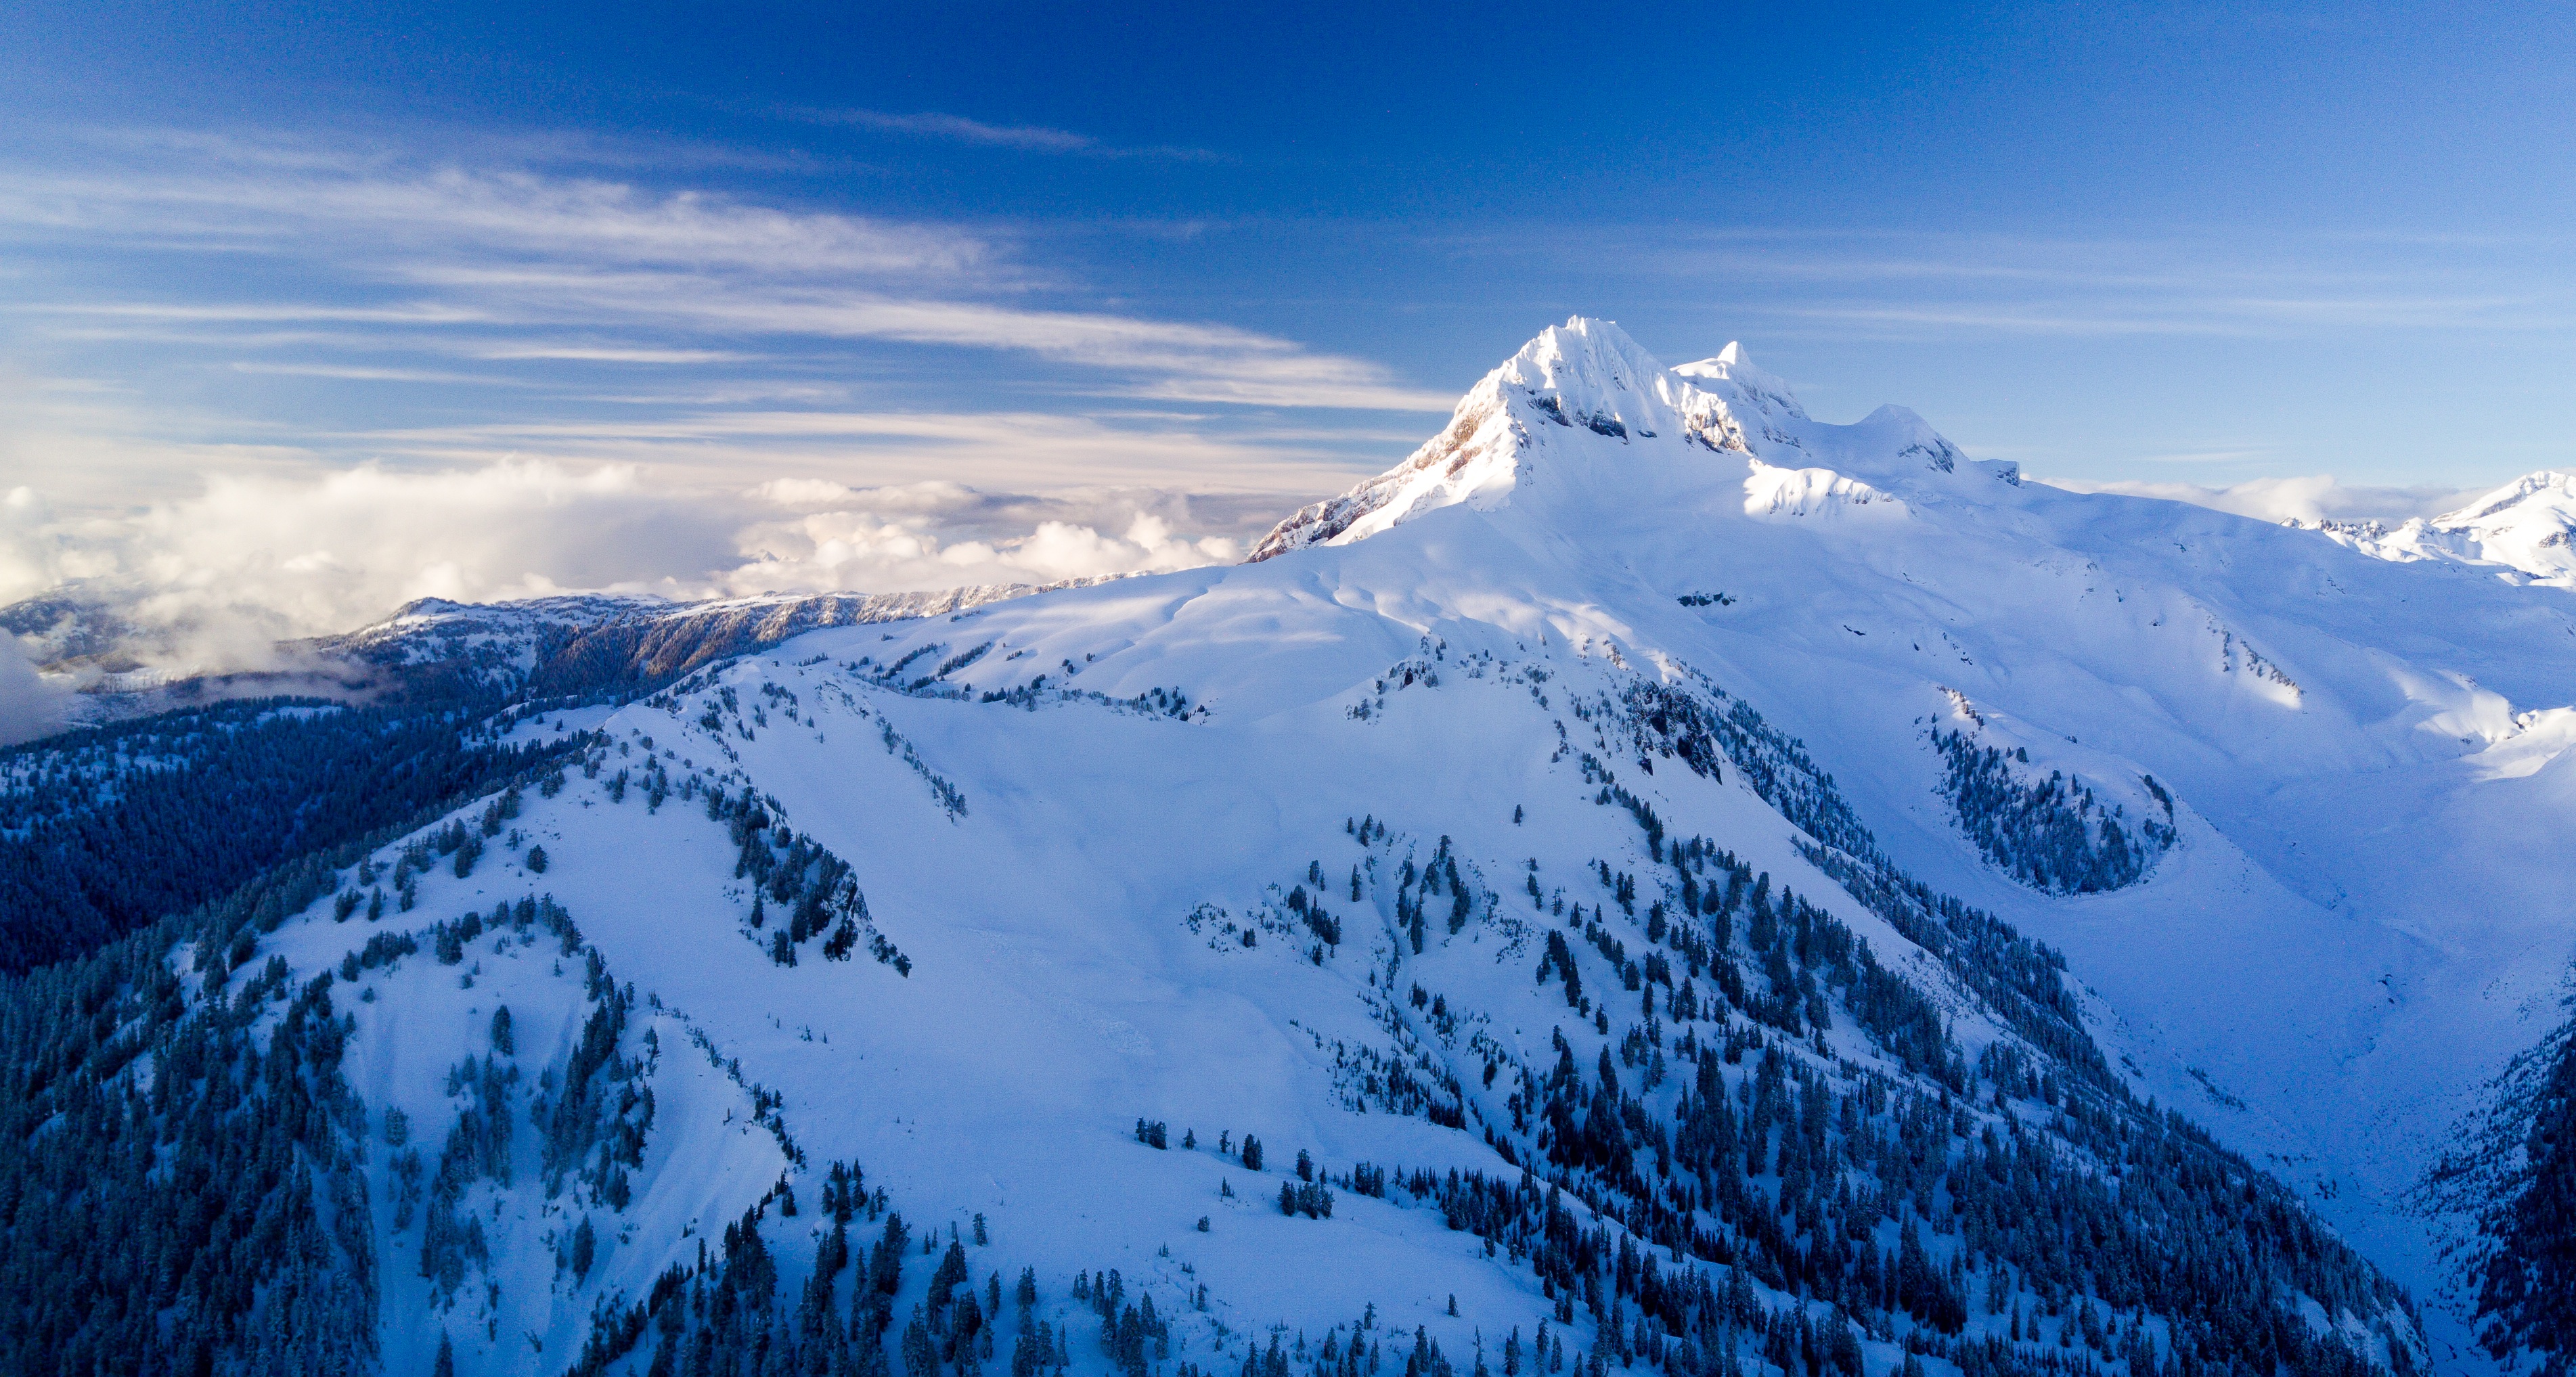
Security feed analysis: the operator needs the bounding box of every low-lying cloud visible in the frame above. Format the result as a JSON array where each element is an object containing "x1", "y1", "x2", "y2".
[
  {"x1": 0, "y1": 632, "x2": 70, "y2": 746},
  {"x1": 2034, "y1": 474, "x2": 2489, "y2": 525},
  {"x1": 0, "y1": 461, "x2": 1288, "y2": 685}
]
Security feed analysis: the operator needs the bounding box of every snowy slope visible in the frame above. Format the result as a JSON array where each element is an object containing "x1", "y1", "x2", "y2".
[
  {"x1": 190, "y1": 318, "x2": 2576, "y2": 1377},
  {"x1": 1242, "y1": 323, "x2": 2576, "y2": 1362}
]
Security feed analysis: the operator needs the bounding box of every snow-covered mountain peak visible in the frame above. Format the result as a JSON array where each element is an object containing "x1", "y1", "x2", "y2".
[
  {"x1": 1251, "y1": 317, "x2": 2001, "y2": 560},
  {"x1": 2440, "y1": 468, "x2": 2576, "y2": 526},
  {"x1": 46, "y1": 313, "x2": 2576, "y2": 1377},
  {"x1": 1671, "y1": 340, "x2": 1805, "y2": 420},
  {"x1": 2442, "y1": 468, "x2": 2565, "y2": 522},
  {"x1": 1503, "y1": 315, "x2": 1664, "y2": 395},
  {"x1": 2298, "y1": 468, "x2": 2576, "y2": 585}
]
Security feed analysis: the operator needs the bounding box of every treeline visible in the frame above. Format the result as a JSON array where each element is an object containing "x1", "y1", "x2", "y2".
[
  {"x1": 0, "y1": 695, "x2": 581, "y2": 972},
  {"x1": 402, "y1": 896, "x2": 657, "y2": 1303},
  {"x1": 1611, "y1": 685, "x2": 2109, "y2": 1080},
  {"x1": 1603, "y1": 675, "x2": 2100, "y2": 1091},
  {"x1": 574, "y1": 1171, "x2": 1015, "y2": 1377},
  {"x1": 1609, "y1": 681, "x2": 1871, "y2": 863},
  {"x1": 1346, "y1": 1136, "x2": 2395, "y2": 1377},
  {"x1": 606, "y1": 1192, "x2": 1192, "y2": 1377},
  {"x1": 0, "y1": 708, "x2": 595, "y2": 1374}
]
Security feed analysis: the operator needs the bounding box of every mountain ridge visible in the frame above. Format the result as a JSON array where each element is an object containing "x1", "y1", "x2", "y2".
[{"x1": 3, "y1": 577, "x2": 1136, "y2": 732}]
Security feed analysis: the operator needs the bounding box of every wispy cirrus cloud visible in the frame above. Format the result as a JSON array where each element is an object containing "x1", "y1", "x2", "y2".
[
  {"x1": 1481, "y1": 225, "x2": 2576, "y2": 342},
  {"x1": 0, "y1": 131, "x2": 981, "y2": 275},
  {"x1": 226, "y1": 361, "x2": 541, "y2": 386},
  {"x1": 0, "y1": 121, "x2": 1454, "y2": 608},
  {"x1": 0, "y1": 127, "x2": 1447, "y2": 493},
  {"x1": 470, "y1": 344, "x2": 750, "y2": 364},
  {"x1": 785, "y1": 107, "x2": 1221, "y2": 161},
  {"x1": 1770, "y1": 293, "x2": 2550, "y2": 339},
  {"x1": 313, "y1": 407, "x2": 1377, "y2": 495}
]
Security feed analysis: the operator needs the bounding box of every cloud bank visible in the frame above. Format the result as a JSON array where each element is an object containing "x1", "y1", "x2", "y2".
[
  {"x1": 14, "y1": 457, "x2": 2501, "y2": 696},
  {"x1": 0, "y1": 463, "x2": 1273, "y2": 683},
  {"x1": 2033, "y1": 474, "x2": 2486, "y2": 524},
  {"x1": 0, "y1": 633, "x2": 69, "y2": 746}
]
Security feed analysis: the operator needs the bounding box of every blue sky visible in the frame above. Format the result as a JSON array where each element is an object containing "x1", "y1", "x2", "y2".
[{"x1": 1, "y1": 2, "x2": 2571, "y2": 641}]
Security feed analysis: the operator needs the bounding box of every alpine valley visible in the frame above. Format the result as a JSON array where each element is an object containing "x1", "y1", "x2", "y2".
[{"x1": 5, "y1": 319, "x2": 2572, "y2": 1377}]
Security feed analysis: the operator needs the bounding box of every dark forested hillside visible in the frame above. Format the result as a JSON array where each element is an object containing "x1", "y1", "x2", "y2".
[
  {"x1": 0, "y1": 857, "x2": 380, "y2": 1374},
  {"x1": 2430, "y1": 993, "x2": 2576, "y2": 1377},
  {"x1": 1417, "y1": 685, "x2": 2422, "y2": 1377},
  {"x1": 0, "y1": 697, "x2": 576, "y2": 972},
  {"x1": 0, "y1": 798, "x2": 606, "y2": 1374}
]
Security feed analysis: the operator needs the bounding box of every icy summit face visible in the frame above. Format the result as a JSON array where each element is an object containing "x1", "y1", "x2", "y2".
[{"x1": 1251, "y1": 317, "x2": 2013, "y2": 560}]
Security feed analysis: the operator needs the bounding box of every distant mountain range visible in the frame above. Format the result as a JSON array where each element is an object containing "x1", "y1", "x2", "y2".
[{"x1": 3, "y1": 580, "x2": 1117, "y2": 725}]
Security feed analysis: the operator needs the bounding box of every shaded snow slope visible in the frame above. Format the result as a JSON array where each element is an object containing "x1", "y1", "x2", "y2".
[{"x1": 235, "y1": 612, "x2": 2419, "y2": 1377}]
